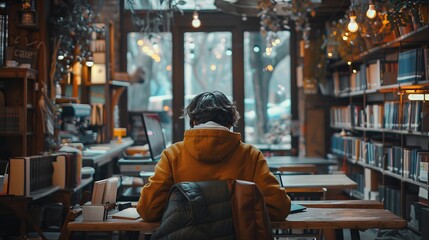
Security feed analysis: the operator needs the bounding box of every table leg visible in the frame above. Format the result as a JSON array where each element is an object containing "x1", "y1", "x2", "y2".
[
  {"x1": 324, "y1": 229, "x2": 337, "y2": 240},
  {"x1": 335, "y1": 229, "x2": 344, "y2": 240},
  {"x1": 350, "y1": 229, "x2": 361, "y2": 240}
]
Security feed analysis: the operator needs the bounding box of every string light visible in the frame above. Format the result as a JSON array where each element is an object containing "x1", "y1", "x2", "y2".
[
  {"x1": 347, "y1": 10, "x2": 359, "y2": 32},
  {"x1": 191, "y1": 0, "x2": 201, "y2": 28},
  {"x1": 192, "y1": 11, "x2": 201, "y2": 28},
  {"x1": 366, "y1": 0, "x2": 377, "y2": 19}
]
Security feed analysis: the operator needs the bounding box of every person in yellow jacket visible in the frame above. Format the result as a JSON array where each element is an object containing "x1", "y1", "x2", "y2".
[{"x1": 137, "y1": 91, "x2": 291, "y2": 222}]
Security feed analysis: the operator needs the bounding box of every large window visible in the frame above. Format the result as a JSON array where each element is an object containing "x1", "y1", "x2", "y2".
[
  {"x1": 123, "y1": 11, "x2": 295, "y2": 151},
  {"x1": 184, "y1": 31, "x2": 232, "y2": 129},
  {"x1": 125, "y1": 0, "x2": 216, "y2": 10},
  {"x1": 127, "y1": 32, "x2": 173, "y2": 145},
  {"x1": 244, "y1": 31, "x2": 291, "y2": 149}
]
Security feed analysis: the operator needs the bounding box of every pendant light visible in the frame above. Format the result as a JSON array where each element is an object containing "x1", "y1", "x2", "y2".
[
  {"x1": 347, "y1": 10, "x2": 359, "y2": 32},
  {"x1": 366, "y1": 0, "x2": 377, "y2": 19},
  {"x1": 191, "y1": 0, "x2": 201, "y2": 28}
]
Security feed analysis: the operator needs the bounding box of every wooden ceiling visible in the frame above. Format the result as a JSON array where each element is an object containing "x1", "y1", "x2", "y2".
[{"x1": 311, "y1": 0, "x2": 351, "y2": 22}]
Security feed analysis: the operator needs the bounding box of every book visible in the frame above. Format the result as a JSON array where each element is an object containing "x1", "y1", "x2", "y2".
[
  {"x1": 91, "y1": 179, "x2": 107, "y2": 205},
  {"x1": 397, "y1": 49, "x2": 425, "y2": 83},
  {"x1": 418, "y1": 186, "x2": 428, "y2": 203},
  {"x1": 8, "y1": 155, "x2": 54, "y2": 196},
  {"x1": 52, "y1": 154, "x2": 67, "y2": 188},
  {"x1": 111, "y1": 207, "x2": 141, "y2": 220},
  {"x1": 104, "y1": 177, "x2": 119, "y2": 204},
  {"x1": 366, "y1": 60, "x2": 381, "y2": 89},
  {"x1": 8, "y1": 157, "x2": 28, "y2": 196}
]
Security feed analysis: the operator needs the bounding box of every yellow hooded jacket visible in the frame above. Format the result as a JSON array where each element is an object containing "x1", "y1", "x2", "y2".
[{"x1": 136, "y1": 128, "x2": 291, "y2": 222}]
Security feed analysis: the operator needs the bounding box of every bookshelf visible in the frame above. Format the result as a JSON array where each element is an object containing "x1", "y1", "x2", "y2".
[
  {"x1": 328, "y1": 25, "x2": 429, "y2": 235},
  {"x1": 0, "y1": 68, "x2": 37, "y2": 158},
  {"x1": 80, "y1": 22, "x2": 129, "y2": 143}
]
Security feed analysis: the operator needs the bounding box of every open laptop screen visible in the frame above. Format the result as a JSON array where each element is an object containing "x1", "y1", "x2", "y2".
[
  {"x1": 142, "y1": 113, "x2": 166, "y2": 161},
  {"x1": 128, "y1": 111, "x2": 147, "y2": 146}
]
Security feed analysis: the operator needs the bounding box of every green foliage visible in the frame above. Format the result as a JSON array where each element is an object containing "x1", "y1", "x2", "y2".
[
  {"x1": 387, "y1": 0, "x2": 425, "y2": 28},
  {"x1": 127, "y1": 0, "x2": 186, "y2": 33},
  {"x1": 49, "y1": 0, "x2": 98, "y2": 81}
]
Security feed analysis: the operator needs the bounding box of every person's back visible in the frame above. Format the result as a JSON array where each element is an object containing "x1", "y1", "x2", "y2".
[{"x1": 136, "y1": 91, "x2": 291, "y2": 223}]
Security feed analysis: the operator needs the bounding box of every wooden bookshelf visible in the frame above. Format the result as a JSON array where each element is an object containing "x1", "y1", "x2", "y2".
[
  {"x1": 0, "y1": 68, "x2": 37, "y2": 158},
  {"x1": 80, "y1": 22, "x2": 129, "y2": 143},
  {"x1": 328, "y1": 24, "x2": 429, "y2": 236}
]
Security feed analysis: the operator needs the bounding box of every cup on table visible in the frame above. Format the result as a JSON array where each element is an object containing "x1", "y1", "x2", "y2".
[{"x1": 5, "y1": 60, "x2": 18, "y2": 67}]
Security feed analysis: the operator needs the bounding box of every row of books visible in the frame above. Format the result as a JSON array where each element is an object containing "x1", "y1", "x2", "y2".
[
  {"x1": 387, "y1": 146, "x2": 429, "y2": 182},
  {"x1": 379, "y1": 185, "x2": 401, "y2": 216},
  {"x1": 397, "y1": 48, "x2": 427, "y2": 83},
  {"x1": 331, "y1": 47, "x2": 429, "y2": 96},
  {"x1": 331, "y1": 134, "x2": 429, "y2": 183},
  {"x1": 330, "y1": 104, "x2": 384, "y2": 129},
  {"x1": 7, "y1": 152, "x2": 81, "y2": 196},
  {"x1": 384, "y1": 101, "x2": 429, "y2": 132},
  {"x1": 330, "y1": 101, "x2": 429, "y2": 132}
]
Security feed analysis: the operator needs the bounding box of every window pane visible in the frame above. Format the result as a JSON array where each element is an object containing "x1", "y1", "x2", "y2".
[
  {"x1": 125, "y1": 0, "x2": 216, "y2": 10},
  {"x1": 184, "y1": 32, "x2": 232, "y2": 129},
  {"x1": 127, "y1": 32, "x2": 173, "y2": 145},
  {"x1": 244, "y1": 31, "x2": 291, "y2": 150}
]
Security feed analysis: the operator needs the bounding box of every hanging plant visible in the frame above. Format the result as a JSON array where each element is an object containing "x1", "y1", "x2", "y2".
[
  {"x1": 126, "y1": 0, "x2": 186, "y2": 34},
  {"x1": 386, "y1": 0, "x2": 425, "y2": 29},
  {"x1": 258, "y1": 0, "x2": 316, "y2": 32},
  {"x1": 356, "y1": 2, "x2": 395, "y2": 46},
  {"x1": 49, "y1": 0, "x2": 98, "y2": 83},
  {"x1": 328, "y1": 18, "x2": 366, "y2": 62}
]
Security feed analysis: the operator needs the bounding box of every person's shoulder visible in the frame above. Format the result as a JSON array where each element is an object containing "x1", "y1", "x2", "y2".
[
  {"x1": 163, "y1": 141, "x2": 184, "y2": 157},
  {"x1": 240, "y1": 142, "x2": 263, "y2": 154}
]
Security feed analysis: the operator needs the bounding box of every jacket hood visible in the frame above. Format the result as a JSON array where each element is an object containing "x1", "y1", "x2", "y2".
[{"x1": 183, "y1": 129, "x2": 241, "y2": 164}]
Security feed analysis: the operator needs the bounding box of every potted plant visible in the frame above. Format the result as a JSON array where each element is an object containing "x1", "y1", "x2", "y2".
[{"x1": 387, "y1": 0, "x2": 426, "y2": 35}]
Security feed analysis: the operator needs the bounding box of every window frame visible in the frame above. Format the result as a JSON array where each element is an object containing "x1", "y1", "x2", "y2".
[{"x1": 120, "y1": 9, "x2": 298, "y2": 153}]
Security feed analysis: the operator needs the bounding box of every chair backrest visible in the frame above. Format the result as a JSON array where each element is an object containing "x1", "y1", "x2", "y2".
[
  {"x1": 230, "y1": 180, "x2": 273, "y2": 240},
  {"x1": 151, "y1": 180, "x2": 273, "y2": 240},
  {"x1": 275, "y1": 164, "x2": 318, "y2": 175}
]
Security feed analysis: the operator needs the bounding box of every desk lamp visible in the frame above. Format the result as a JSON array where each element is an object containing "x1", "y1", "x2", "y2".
[{"x1": 114, "y1": 128, "x2": 127, "y2": 143}]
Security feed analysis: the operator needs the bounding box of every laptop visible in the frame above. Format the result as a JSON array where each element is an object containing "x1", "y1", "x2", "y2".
[
  {"x1": 118, "y1": 112, "x2": 166, "y2": 176},
  {"x1": 142, "y1": 113, "x2": 166, "y2": 161},
  {"x1": 274, "y1": 173, "x2": 307, "y2": 214}
]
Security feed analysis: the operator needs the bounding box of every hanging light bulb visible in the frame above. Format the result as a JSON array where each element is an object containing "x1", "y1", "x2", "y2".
[
  {"x1": 192, "y1": 11, "x2": 201, "y2": 28},
  {"x1": 366, "y1": 0, "x2": 377, "y2": 19},
  {"x1": 85, "y1": 56, "x2": 94, "y2": 67},
  {"x1": 347, "y1": 10, "x2": 359, "y2": 33}
]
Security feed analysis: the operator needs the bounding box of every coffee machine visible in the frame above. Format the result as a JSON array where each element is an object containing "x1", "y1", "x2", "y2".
[{"x1": 59, "y1": 103, "x2": 97, "y2": 145}]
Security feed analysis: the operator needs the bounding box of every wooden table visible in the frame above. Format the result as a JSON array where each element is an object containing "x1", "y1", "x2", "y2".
[
  {"x1": 267, "y1": 156, "x2": 338, "y2": 174},
  {"x1": 281, "y1": 174, "x2": 357, "y2": 191},
  {"x1": 65, "y1": 205, "x2": 406, "y2": 240},
  {"x1": 273, "y1": 208, "x2": 407, "y2": 240},
  {"x1": 82, "y1": 138, "x2": 134, "y2": 180},
  {"x1": 0, "y1": 186, "x2": 60, "y2": 240},
  {"x1": 294, "y1": 200, "x2": 383, "y2": 209}
]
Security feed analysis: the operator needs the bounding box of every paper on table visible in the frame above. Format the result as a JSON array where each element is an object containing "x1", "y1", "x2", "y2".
[{"x1": 111, "y1": 207, "x2": 141, "y2": 220}]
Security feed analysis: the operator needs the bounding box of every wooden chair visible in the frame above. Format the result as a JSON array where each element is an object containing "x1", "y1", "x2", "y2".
[
  {"x1": 270, "y1": 164, "x2": 318, "y2": 175},
  {"x1": 286, "y1": 187, "x2": 327, "y2": 201}
]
